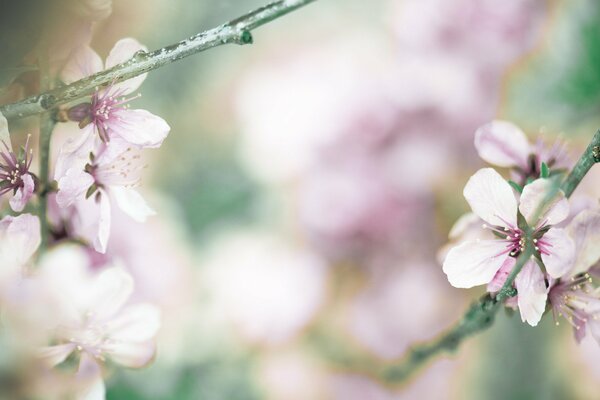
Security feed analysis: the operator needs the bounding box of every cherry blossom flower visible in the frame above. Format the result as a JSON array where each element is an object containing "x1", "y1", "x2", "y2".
[
  {"x1": 442, "y1": 168, "x2": 576, "y2": 325},
  {"x1": 61, "y1": 38, "x2": 170, "y2": 154},
  {"x1": 475, "y1": 120, "x2": 569, "y2": 185},
  {"x1": 55, "y1": 141, "x2": 155, "y2": 253},
  {"x1": 36, "y1": 245, "x2": 161, "y2": 399},
  {"x1": 0, "y1": 214, "x2": 40, "y2": 280},
  {"x1": 0, "y1": 113, "x2": 36, "y2": 212},
  {"x1": 548, "y1": 209, "x2": 600, "y2": 342}
]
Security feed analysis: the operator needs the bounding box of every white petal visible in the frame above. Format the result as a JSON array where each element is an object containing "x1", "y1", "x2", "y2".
[
  {"x1": 61, "y1": 46, "x2": 103, "y2": 84},
  {"x1": 540, "y1": 228, "x2": 575, "y2": 279},
  {"x1": 487, "y1": 257, "x2": 515, "y2": 293},
  {"x1": 0, "y1": 213, "x2": 41, "y2": 264},
  {"x1": 53, "y1": 125, "x2": 96, "y2": 180},
  {"x1": 88, "y1": 267, "x2": 134, "y2": 320},
  {"x1": 9, "y1": 173, "x2": 35, "y2": 212},
  {"x1": 0, "y1": 112, "x2": 11, "y2": 151},
  {"x1": 37, "y1": 343, "x2": 76, "y2": 367},
  {"x1": 109, "y1": 109, "x2": 170, "y2": 148},
  {"x1": 106, "y1": 304, "x2": 161, "y2": 342},
  {"x1": 75, "y1": 353, "x2": 104, "y2": 400},
  {"x1": 474, "y1": 120, "x2": 531, "y2": 168},
  {"x1": 94, "y1": 191, "x2": 112, "y2": 253},
  {"x1": 448, "y1": 212, "x2": 481, "y2": 240},
  {"x1": 516, "y1": 260, "x2": 547, "y2": 327},
  {"x1": 111, "y1": 187, "x2": 155, "y2": 222},
  {"x1": 103, "y1": 340, "x2": 156, "y2": 368},
  {"x1": 519, "y1": 178, "x2": 569, "y2": 227},
  {"x1": 567, "y1": 209, "x2": 600, "y2": 276},
  {"x1": 463, "y1": 168, "x2": 518, "y2": 228},
  {"x1": 105, "y1": 38, "x2": 148, "y2": 94},
  {"x1": 442, "y1": 239, "x2": 508, "y2": 288},
  {"x1": 56, "y1": 168, "x2": 95, "y2": 209}
]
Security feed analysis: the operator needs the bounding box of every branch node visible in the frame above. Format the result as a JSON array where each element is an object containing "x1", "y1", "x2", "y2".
[{"x1": 593, "y1": 145, "x2": 600, "y2": 162}]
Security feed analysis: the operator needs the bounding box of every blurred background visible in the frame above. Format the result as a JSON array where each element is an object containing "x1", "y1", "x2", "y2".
[{"x1": 3, "y1": 0, "x2": 600, "y2": 398}]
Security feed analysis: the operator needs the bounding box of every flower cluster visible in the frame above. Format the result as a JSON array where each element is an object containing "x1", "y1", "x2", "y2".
[
  {"x1": 0, "y1": 26, "x2": 167, "y2": 400},
  {"x1": 443, "y1": 121, "x2": 600, "y2": 341}
]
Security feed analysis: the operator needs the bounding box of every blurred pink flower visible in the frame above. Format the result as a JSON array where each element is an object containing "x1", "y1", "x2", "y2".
[
  {"x1": 0, "y1": 213, "x2": 40, "y2": 273},
  {"x1": 61, "y1": 38, "x2": 170, "y2": 151},
  {"x1": 36, "y1": 245, "x2": 160, "y2": 397},
  {"x1": 348, "y1": 262, "x2": 461, "y2": 359},
  {"x1": 203, "y1": 232, "x2": 328, "y2": 345}
]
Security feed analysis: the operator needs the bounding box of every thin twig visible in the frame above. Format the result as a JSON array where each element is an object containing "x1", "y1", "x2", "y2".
[{"x1": 0, "y1": 0, "x2": 317, "y2": 121}]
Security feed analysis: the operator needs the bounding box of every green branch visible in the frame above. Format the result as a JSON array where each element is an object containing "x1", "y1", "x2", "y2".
[
  {"x1": 561, "y1": 129, "x2": 600, "y2": 197},
  {"x1": 0, "y1": 0, "x2": 317, "y2": 121}
]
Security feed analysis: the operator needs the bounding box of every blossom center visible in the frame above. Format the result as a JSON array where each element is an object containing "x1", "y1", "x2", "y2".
[{"x1": 0, "y1": 136, "x2": 33, "y2": 196}]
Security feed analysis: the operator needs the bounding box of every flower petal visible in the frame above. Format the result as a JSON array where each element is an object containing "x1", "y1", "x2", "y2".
[
  {"x1": 94, "y1": 191, "x2": 111, "y2": 254},
  {"x1": 474, "y1": 120, "x2": 531, "y2": 168},
  {"x1": 0, "y1": 213, "x2": 41, "y2": 264},
  {"x1": 61, "y1": 46, "x2": 103, "y2": 83},
  {"x1": 442, "y1": 239, "x2": 508, "y2": 288},
  {"x1": 37, "y1": 343, "x2": 76, "y2": 367},
  {"x1": 540, "y1": 227, "x2": 575, "y2": 279},
  {"x1": 111, "y1": 187, "x2": 156, "y2": 222},
  {"x1": 0, "y1": 112, "x2": 11, "y2": 152},
  {"x1": 88, "y1": 267, "x2": 134, "y2": 320},
  {"x1": 487, "y1": 257, "x2": 515, "y2": 293},
  {"x1": 463, "y1": 168, "x2": 518, "y2": 228},
  {"x1": 519, "y1": 178, "x2": 569, "y2": 227},
  {"x1": 9, "y1": 173, "x2": 35, "y2": 212},
  {"x1": 567, "y1": 209, "x2": 600, "y2": 276},
  {"x1": 105, "y1": 304, "x2": 161, "y2": 342},
  {"x1": 56, "y1": 168, "x2": 95, "y2": 209},
  {"x1": 515, "y1": 260, "x2": 547, "y2": 327},
  {"x1": 105, "y1": 38, "x2": 148, "y2": 94},
  {"x1": 109, "y1": 109, "x2": 170, "y2": 148},
  {"x1": 103, "y1": 340, "x2": 156, "y2": 368},
  {"x1": 75, "y1": 353, "x2": 104, "y2": 400}
]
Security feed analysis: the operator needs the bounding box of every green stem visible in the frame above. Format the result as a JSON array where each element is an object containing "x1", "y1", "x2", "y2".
[
  {"x1": 561, "y1": 129, "x2": 600, "y2": 197},
  {"x1": 0, "y1": 0, "x2": 317, "y2": 121},
  {"x1": 379, "y1": 245, "x2": 533, "y2": 383}
]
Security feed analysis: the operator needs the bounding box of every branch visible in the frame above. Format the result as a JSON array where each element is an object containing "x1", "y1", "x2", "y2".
[
  {"x1": 0, "y1": 0, "x2": 318, "y2": 121},
  {"x1": 347, "y1": 131, "x2": 600, "y2": 384},
  {"x1": 378, "y1": 245, "x2": 533, "y2": 383},
  {"x1": 561, "y1": 129, "x2": 600, "y2": 197}
]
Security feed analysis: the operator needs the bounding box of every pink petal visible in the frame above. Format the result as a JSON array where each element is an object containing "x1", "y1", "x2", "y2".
[
  {"x1": 9, "y1": 173, "x2": 35, "y2": 212},
  {"x1": 0, "y1": 112, "x2": 11, "y2": 152},
  {"x1": 442, "y1": 239, "x2": 508, "y2": 288},
  {"x1": 61, "y1": 45, "x2": 103, "y2": 84},
  {"x1": 75, "y1": 353, "x2": 105, "y2": 400},
  {"x1": 540, "y1": 228, "x2": 575, "y2": 279},
  {"x1": 102, "y1": 340, "x2": 156, "y2": 368},
  {"x1": 105, "y1": 304, "x2": 161, "y2": 342},
  {"x1": 567, "y1": 208, "x2": 600, "y2": 276},
  {"x1": 105, "y1": 38, "x2": 148, "y2": 94},
  {"x1": 463, "y1": 168, "x2": 518, "y2": 228},
  {"x1": 109, "y1": 109, "x2": 170, "y2": 148},
  {"x1": 515, "y1": 260, "x2": 547, "y2": 327},
  {"x1": 56, "y1": 168, "x2": 95, "y2": 209},
  {"x1": 487, "y1": 257, "x2": 516, "y2": 293},
  {"x1": 88, "y1": 267, "x2": 133, "y2": 320},
  {"x1": 0, "y1": 213, "x2": 41, "y2": 264},
  {"x1": 37, "y1": 343, "x2": 76, "y2": 367},
  {"x1": 519, "y1": 178, "x2": 569, "y2": 227},
  {"x1": 110, "y1": 187, "x2": 155, "y2": 222},
  {"x1": 90, "y1": 191, "x2": 111, "y2": 254},
  {"x1": 53, "y1": 125, "x2": 96, "y2": 180},
  {"x1": 474, "y1": 120, "x2": 531, "y2": 168}
]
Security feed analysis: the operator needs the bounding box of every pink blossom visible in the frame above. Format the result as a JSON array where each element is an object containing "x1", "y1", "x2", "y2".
[
  {"x1": 547, "y1": 209, "x2": 600, "y2": 342},
  {"x1": 56, "y1": 141, "x2": 155, "y2": 253},
  {"x1": 0, "y1": 113, "x2": 36, "y2": 212},
  {"x1": 36, "y1": 245, "x2": 161, "y2": 397},
  {"x1": 475, "y1": 120, "x2": 569, "y2": 185},
  {"x1": 442, "y1": 168, "x2": 576, "y2": 325},
  {"x1": 0, "y1": 213, "x2": 41, "y2": 274},
  {"x1": 61, "y1": 38, "x2": 170, "y2": 154}
]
